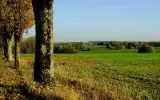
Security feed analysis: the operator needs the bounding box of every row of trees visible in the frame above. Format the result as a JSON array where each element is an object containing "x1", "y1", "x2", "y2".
[
  {"x1": 0, "y1": 0, "x2": 54, "y2": 84},
  {"x1": 105, "y1": 41, "x2": 160, "y2": 50},
  {"x1": 20, "y1": 37, "x2": 90, "y2": 54},
  {"x1": 0, "y1": 0, "x2": 34, "y2": 67}
]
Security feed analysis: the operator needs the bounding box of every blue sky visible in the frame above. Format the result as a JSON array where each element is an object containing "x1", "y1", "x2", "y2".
[{"x1": 26, "y1": 0, "x2": 160, "y2": 42}]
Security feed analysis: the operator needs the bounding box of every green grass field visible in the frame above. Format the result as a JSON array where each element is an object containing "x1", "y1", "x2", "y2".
[{"x1": 0, "y1": 46, "x2": 160, "y2": 100}]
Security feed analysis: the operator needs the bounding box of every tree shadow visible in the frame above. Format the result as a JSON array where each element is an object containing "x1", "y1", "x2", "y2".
[
  {"x1": 56, "y1": 75, "x2": 113, "y2": 100},
  {"x1": 0, "y1": 83, "x2": 63, "y2": 100}
]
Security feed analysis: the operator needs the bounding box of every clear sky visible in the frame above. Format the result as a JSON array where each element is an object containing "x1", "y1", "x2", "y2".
[{"x1": 26, "y1": 0, "x2": 160, "y2": 42}]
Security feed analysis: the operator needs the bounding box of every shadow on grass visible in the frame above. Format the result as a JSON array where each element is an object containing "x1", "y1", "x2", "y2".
[
  {"x1": 0, "y1": 84, "x2": 63, "y2": 100},
  {"x1": 56, "y1": 75, "x2": 113, "y2": 100}
]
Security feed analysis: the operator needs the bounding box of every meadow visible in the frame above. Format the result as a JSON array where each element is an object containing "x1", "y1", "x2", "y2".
[{"x1": 0, "y1": 46, "x2": 160, "y2": 100}]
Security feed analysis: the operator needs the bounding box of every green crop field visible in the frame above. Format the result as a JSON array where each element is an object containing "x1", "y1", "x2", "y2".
[
  {"x1": 0, "y1": 46, "x2": 160, "y2": 100},
  {"x1": 19, "y1": 46, "x2": 160, "y2": 100}
]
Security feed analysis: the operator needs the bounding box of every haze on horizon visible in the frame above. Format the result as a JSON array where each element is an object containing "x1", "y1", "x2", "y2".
[{"x1": 26, "y1": 0, "x2": 160, "y2": 42}]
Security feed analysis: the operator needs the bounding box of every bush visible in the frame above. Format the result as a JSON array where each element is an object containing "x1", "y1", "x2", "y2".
[
  {"x1": 54, "y1": 42, "x2": 90, "y2": 52},
  {"x1": 20, "y1": 36, "x2": 35, "y2": 54},
  {"x1": 138, "y1": 45, "x2": 155, "y2": 53},
  {"x1": 71, "y1": 42, "x2": 90, "y2": 51},
  {"x1": 106, "y1": 44, "x2": 115, "y2": 50},
  {"x1": 125, "y1": 42, "x2": 139, "y2": 49},
  {"x1": 54, "y1": 45, "x2": 77, "y2": 54},
  {"x1": 20, "y1": 37, "x2": 87, "y2": 54},
  {"x1": 106, "y1": 42, "x2": 125, "y2": 50},
  {"x1": 86, "y1": 48, "x2": 90, "y2": 51},
  {"x1": 71, "y1": 42, "x2": 84, "y2": 50}
]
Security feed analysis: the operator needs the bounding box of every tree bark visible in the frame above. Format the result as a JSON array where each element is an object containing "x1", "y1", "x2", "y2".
[
  {"x1": 32, "y1": 0, "x2": 54, "y2": 84},
  {"x1": 2, "y1": 34, "x2": 13, "y2": 61},
  {"x1": 2, "y1": 35, "x2": 8, "y2": 59},
  {"x1": 14, "y1": 36, "x2": 20, "y2": 68},
  {"x1": 8, "y1": 36, "x2": 13, "y2": 61}
]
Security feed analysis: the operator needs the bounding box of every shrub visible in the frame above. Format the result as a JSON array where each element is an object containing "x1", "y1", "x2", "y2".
[
  {"x1": 20, "y1": 36, "x2": 35, "y2": 54},
  {"x1": 106, "y1": 44, "x2": 115, "y2": 50},
  {"x1": 20, "y1": 37, "x2": 87, "y2": 54},
  {"x1": 54, "y1": 45, "x2": 77, "y2": 54},
  {"x1": 125, "y1": 42, "x2": 139, "y2": 49},
  {"x1": 71, "y1": 42, "x2": 89, "y2": 51},
  {"x1": 86, "y1": 48, "x2": 90, "y2": 51},
  {"x1": 71, "y1": 42, "x2": 84, "y2": 50},
  {"x1": 106, "y1": 42, "x2": 125, "y2": 50},
  {"x1": 138, "y1": 45, "x2": 155, "y2": 53}
]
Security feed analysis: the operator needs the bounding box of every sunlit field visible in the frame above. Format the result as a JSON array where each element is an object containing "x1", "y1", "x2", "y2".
[
  {"x1": 10, "y1": 46, "x2": 158, "y2": 100},
  {"x1": 0, "y1": 46, "x2": 160, "y2": 99}
]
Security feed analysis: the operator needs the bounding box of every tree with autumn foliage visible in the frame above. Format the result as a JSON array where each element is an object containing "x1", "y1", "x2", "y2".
[
  {"x1": 1, "y1": 0, "x2": 54, "y2": 84},
  {"x1": 0, "y1": 0, "x2": 34, "y2": 67},
  {"x1": 0, "y1": 0, "x2": 14, "y2": 61},
  {"x1": 11, "y1": 0, "x2": 34, "y2": 68}
]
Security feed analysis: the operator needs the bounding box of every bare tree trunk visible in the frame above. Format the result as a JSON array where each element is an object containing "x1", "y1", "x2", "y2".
[
  {"x1": 8, "y1": 37, "x2": 13, "y2": 61},
  {"x1": 2, "y1": 36, "x2": 8, "y2": 59},
  {"x1": 2, "y1": 34, "x2": 13, "y2": 61},
  {"x1": 32, "y1": 0, "x2": 54, "y2": 84},
  {"x1": 14, "y1": 36, "x2": 20, "y2": 68}
]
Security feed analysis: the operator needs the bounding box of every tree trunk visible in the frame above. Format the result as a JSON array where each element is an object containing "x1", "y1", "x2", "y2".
[
  {"x1": 14, "y1": 37, "x2": 20, "y2": 68},
  {"x1": 32, "y1": 0, "x2": 54, "y2": 84},
  {"x1": 8, "y1": 37, "x2": 13, "y2": 61},
  {"x1": 2, "y1": 35, "x2": 8, "y2": 59},
  {"x1": 2, "y1": 34, "x2": 13, "y2": 61}
]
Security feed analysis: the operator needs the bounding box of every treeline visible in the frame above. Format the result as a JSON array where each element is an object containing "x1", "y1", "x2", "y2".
[
  {"x1": 20, "y1": 39, "x2": 159, "y2": 54},
  {"x1": 92, "y1": 41, "x2": 158, "y2": 53},
  {"x1": 95, "y1": 41, "x2": 160, "y2": 50},
  {"x1": 54, "y1": 43, "x2": 90, "y2": 54},
  {"x1": 20, "y1": 36, "x2": 90, "y2": 54}
]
